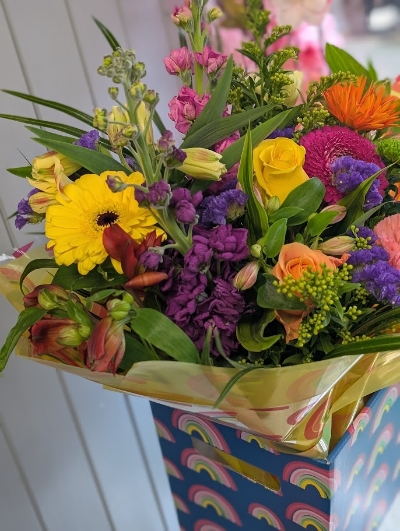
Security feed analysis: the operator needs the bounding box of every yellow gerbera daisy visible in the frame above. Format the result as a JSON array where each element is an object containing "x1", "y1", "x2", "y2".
[{"x1": 45, "y1": 171, "x2": 159, "y2": 275}]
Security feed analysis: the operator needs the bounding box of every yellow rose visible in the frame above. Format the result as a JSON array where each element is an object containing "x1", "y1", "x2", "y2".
[{"x1": 253, "y1": 138, "x2": 309, "y2": 203}]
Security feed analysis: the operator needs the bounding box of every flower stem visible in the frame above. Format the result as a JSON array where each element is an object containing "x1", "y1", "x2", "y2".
[{"x1": 191, "y1": 3, "x2": 205, "y2": 96}]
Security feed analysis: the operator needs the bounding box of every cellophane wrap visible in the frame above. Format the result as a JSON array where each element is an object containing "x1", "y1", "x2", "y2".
[{"x1": 2, "y1": 246, "x2": 400, "y2": 459}]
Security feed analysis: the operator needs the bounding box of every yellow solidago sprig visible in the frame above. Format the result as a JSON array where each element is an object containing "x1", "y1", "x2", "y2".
[{"x1": 45, "y1": 171, "x2": 160, "y2": 275}]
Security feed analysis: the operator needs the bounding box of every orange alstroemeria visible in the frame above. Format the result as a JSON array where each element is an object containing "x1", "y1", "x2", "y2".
[{"x1": 323, "y1": 76, "x2": 400, "y2": 131}]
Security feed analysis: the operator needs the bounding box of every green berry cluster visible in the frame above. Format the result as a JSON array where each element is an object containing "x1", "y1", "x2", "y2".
[
  {"x1": 340, "y1": 331, "x2": 369, "y2": 345},
  {"x1": 351, "y1": 227, "x2": 373, "y2": 249},
  {"x1": 353, "y1": 286, "x2": 370, "y2": 305},
  {"x1": 345, "y1": 305, "x2": 363, "y2": 320},
  {"x1": 294, "y1": 107, "x2": 332, "y2": 139}
]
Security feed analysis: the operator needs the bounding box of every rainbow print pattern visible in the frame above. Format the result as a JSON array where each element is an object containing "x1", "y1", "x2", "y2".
[
  {"x1": 393, "y1": 459, "x2": 400, "y2": 480},
  {"x1": 248, "y1": 503, "x2": 284, "y2": 530},
  {"x1": 194, "y1": 519, "x2": 226, "y2": 531},
  {"x1": 173, "y1": 493, "x2": 190, "y2": 514},
  {"x1": 343, "y1": 495, "x2": 362, "y2": 530},
  {"x1": 154, "y1": 418, "x2": 175, "y2": 443},
  {"x1": 188, "y1": 485, "x2": 242, "y2": 525},
  {"x1": 371, "y1": 385, "x2": 400, "y2": 434},
  {"x1": 349, "y1": 407, "x2": 371, "y2": 446},
  {"x1": 172, "y1": 411, "x2": 230, "y2": 452},
  {"x1": 346, "y1": 454, "x2": 365, "y2": 490},
  {"x1": 181, "y1": 449, "x2": 237, "y2": 490},
  {"x1": 364, "y1": 464, "x2": 389, "y2": 510},
  {"x1": 237, "y1": 431, "x2": 280, "y2": 454},
  {"x1": 366, "y1": 424, "x2": 394, "y2": 474},
  {"x1": 164, "y1": 457, "x2": 184, "y2": 480},
  {"x1": 286, "y1": 503, "x2": 336, "y2": 531},
  {"x1": 282, "y1": 461, "x2": 340, "y2": 498},
  {"x1": 365, "y1": 500, "x2": 387, "y2": 531}
]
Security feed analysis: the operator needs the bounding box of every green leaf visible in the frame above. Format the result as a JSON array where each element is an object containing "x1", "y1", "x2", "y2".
[
  {"x1": 350, "y1": 204, "x2": 383, "y2": 228},
  {"x1": 201, "y1": 327, "x2": 213, "y2": 366},
  {"x1": 2, "y1": 89, "x2": 93, "y2": 126},
  {"x1": 306, "y1": 211, "x2": 338, "y2": 238},
  {"x1": 19, "y1": 258, "x2": 58, "y2": 293},
  {"x1": 237, "y1": 311, "x2": 281, "y2": 352},
  {"x1": 367, "y1": 59, "x2": 379, "y2": 82},
  {"x1": 118, "y1": 333, "x2": 159, "y2": 371},
  {"x1": 93, "y1": 18, "x2": 121, "y2": 50},
  {"x1": 280, "y1": 178, "x2": 326, "y2": 226},
  {"x1": 0, "y1": 113, "x2": 87, "y2": 137},
  {"x1": 0, "y1": 307, "x2": 47, "y2": 372},
  {"x1": 221, "y1": 108, "x2": 295, "y2": 170},
  {"x1": 325, "y1": 335, "x2": 400, "y2": 359},
  {"x1": 32, "y1": 138, "x2": 128, "y2": 174},
  {"x1": 237, "y1": 128, "x2": 269, "y2": 244},
  {"x1": 7, "y1": 166, "x2": 32, "y2": 177},
  {"x1": 185, "y1": 56, "x2": 233, "y2": 138},
  {"x1": 26, "y1": 126, "x2": 77, "y2": 144},
  {"x1": 181, "y1": 103, "x2": 276, "y2": 149},
  {"x1": 260, "y1": 218, "x2": 287, "y2": 258},
  {"x1": 131, "y1": 308, "x2": 200, "y2": 364},
  {"x1": 52, "y1": 264, "x2": 127, "y2": 291},
  {"x1": 325, "y1": 44, "x2": 371, "y2": 79},
  {"x1": 353, "y1": 308, "x2": 400, "y2": 337},
  {"x1": 257, "y1": 276, "x2": 307, "y2": 311},
  {"x1": 86, "y1": 289, "x2": 125, "y2": 304},
  {"x1": 214, "y1": 366, "x2": 263, "y2": 408},
  {"x1": 153, "y1": 110, "x2": 166, "y2": 135},
  {"x1": 269, "y1": 207, "x2": 303, "y2": 223}
]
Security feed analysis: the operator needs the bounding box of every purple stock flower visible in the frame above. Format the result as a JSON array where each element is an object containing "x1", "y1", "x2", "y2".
[
  {"x1": 125, "y1": 157, "x2": 140, "y2": 171},
  {"x1": 140, "y1": 250, "x2": 163, "y2": 270},
  {"x1": 175, "y1": 200, "x2": 197, "y2": 224},
  {"x1": 164, "y1": 146, "x2": 187, "y2": 168},
  {"x1": 331, "y1": 156, "x2": 383, "y2": 210},
  {"x1": 268, "y1": 127, "x2": 295, "y2": 139},
  {"x1": 157, "y1": 130, "x2": 175, "y2": 152},
  {"x1": 198, "y1": 189, "x2": 248, "y2": 226},
  {"x1": 135, "y1": 180, "x2": 171, "y2": 207},
  {"x1": 207, "y1": 225, "x2": 249, "y2": 261},
  {"x1": 74, "y1": 130, "x2": 100, "y2": 150}
]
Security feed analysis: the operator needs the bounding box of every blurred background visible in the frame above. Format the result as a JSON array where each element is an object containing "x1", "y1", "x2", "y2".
[{"x1": 0, "y1": 0, "x2": 398, "y2": 530}]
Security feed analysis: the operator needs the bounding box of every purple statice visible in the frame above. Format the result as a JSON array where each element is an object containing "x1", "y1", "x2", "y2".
[
  {"x1": 330, "y1": 156, "x2": 383, "y2": 210},
  {"x1": 169, "y1": 188, "x2": 203, "y2": 225},
  {"x1": 354, "y1": 226, "x2": 378, "y2": 244},
  {"x1": 135, "y1": 181, "x2": 172, "y2": 208},
  {"x1": 352, "y1": 261, "x2": 400, "y2": 306},
  {"x1": 125, "y1": 157, "x2": 140, "y2": 171},
  {"x1": 198, "y1": 189, "x2": 248, "y2": 226},
  {"x1": 15, "y1": 189, "x2": 43, "y2": 229},
  {"x1": 268, "y1": 127, "x2": 295, "y2": 140},
  {"x1": 74, "y1": 130, "x2": 100, "y2": 150},
  {"x1": 347, "y1": 245, "x2": 389, "y2": 266}
]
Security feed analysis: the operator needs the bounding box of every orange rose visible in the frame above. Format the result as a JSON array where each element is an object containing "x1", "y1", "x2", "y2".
[{"x1": 271, "y1": 242, "x2": 343, "y2": 282}]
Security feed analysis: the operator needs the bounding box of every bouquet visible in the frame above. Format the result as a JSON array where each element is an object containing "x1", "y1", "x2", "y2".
[{"x1": 2, "y1": 0, "x2": 400, "y2": 456}]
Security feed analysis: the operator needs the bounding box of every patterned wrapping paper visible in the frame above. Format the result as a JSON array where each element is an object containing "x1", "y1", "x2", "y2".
[
  {"x1": 3, "y1": 246, "x2": 400, "y2": 456},
  {"x1": 152, "y1": 383, "x2": 400, "y2": 531}
]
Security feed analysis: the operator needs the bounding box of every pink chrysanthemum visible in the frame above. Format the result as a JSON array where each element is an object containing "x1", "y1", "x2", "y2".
[{"x1": 300, "y1": 125, "x2": 387, "y2": 204}]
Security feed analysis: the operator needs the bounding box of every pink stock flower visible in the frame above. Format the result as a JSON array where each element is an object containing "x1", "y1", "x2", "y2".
[
  {"x1": 164, "y1": 47, "x2": 194, "y2": 75},
  {"x1": 171, "y1": 3, "x2": 192, "y2": 27},
  {"x1": 194, "y1": 46, "x2": 228, "y2": 76},
  {"x1": 86, "y1": 316, "x2": 126, "y2": 374},
  {"x1": 374, "y1": 215, "x2": 400, "y2": 270},
  {"x1": 168, "y1": 86, "x2": 211, "y2": 134}
]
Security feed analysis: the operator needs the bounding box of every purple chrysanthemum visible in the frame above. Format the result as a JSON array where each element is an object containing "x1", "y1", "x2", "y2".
[
  {"x1": 300, "y1": 126, "x2": 387, "y2": 204},
  {"x1": 74, "y1": 130, "x2": 100, "y2": 150},
  {"x1": 198, "y1": 189, "x2": 248, "y2": 226}
]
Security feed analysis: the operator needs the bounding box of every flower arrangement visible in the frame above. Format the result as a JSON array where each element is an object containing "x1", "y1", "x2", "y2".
[{"x1": 2, "y1": 1, "x2": 400, "y2": 453}]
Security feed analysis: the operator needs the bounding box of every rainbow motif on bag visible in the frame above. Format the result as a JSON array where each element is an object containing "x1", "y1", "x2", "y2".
[
  {"x1": 237, "y1": 431, "x2": 280, "y2": 454},
  {"x1": 181, "y1": 448, "x2": 237, "y2": 490},
  {"x1": 188, "y1": 485, "x2": 242, "y2": 525},
  {"x1": 365, "y1": 500, "x2": 387, "y2": 531},
  {"x1": 282, "y1": 461, "x2": 340, "y2": 498},
  {"x1": 343, "y1": 495, "x2": 362, "y2": 530},
  {"x1": 286, "y1": 503, "x2": 337, "y2": 531},
  {"x1": 346, "y1": 455, "x2": 365, "y2": 490},
  {"x1": 349, "y1": 408, "x2": 371, "y2": 446},
  {"x1": 366, "y1": 423, "x2": 394, "y2": 474},
  {"x1": 371, "y1": 385, "x2": 400, "y2": 434},
  {"x1": 194, "y1": 519, "x2": 226, "y2": 531},
  {"x1": 154, "y1": 418, "x2": 175, "y2": 442},
  {"x1": 393, "y1": 459, "x2": 400, "y2": 480},
  {"x1": 364, "y1": 464, "x2": 389, "y2": 510},
  {"x1": 163, "y1": 457, "x2": 184, "y2": 480},
  {"x1": 172, "y1": 411, "x2": 230, "y2": 452},
  {"x1": 248, "y1": 503, "x2": 284, "y2": 530},
  {"x1": 173, "y1": 493, "x2": 190, "y2": 514}
]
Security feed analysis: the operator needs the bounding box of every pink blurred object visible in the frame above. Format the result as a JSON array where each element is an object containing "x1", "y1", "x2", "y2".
[{"x1": 269, "y1": 0, "x2": 332, "y2": 29}]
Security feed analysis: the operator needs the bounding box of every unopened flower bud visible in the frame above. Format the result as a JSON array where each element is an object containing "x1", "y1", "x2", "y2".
[
  {"x1": 93, "y1": 108, "x2": 108, "y2": 132},
  {"x1": 320, "y1": 204, "x2": 347, "y2": 224},
  {"x1": 266, "y1": 196, "x2": 280, "y2": 215},
  {"x1": 318, "y1": 236, "x2": 355, "y2": 256},
  {"x1": 57, "y1": 324, "x2": 86, "y2": 347},
  {"x1": 102, "y1": 55, "x2": 113, "y2": 69},
  {"x1": 233, "y1": 262, "x2": 260, "y2": 291},
  {"x1": 107, "y1": 106, "x2": 130, "y2": 148},
  {"x1": 107, "y1": 298, "x2": 132, "y2": 321},
  {"x1": 106, "y1": 174, "x2": 128, "y2": 192},
  {"x1": 143, "y1": 90, "x2": 159, "y2": 106},
  {"x1": 133, "y1": 62, "x2": 146, "y2": 80},
  {"x1": 130, "y1": 82, "x2": 147, "y2": 100},
  {"x1": 171, "y1": 6, "x2": 193, "y2": 30},
  {"x1": 108, "y1": 86, "x2": 119, "y2": 100},
  {"x1": 250, "y1": 244, "x2": 262, "y2": 258},
  {"x1": 37, "y1": 289, "x2": 63, "y2": 310},
  {"x1": 122, "y1": 124, "x2": 139, "y2": 139},
  {"x1": 208, "y1": 7, "x2": 223, "y2": 22},
  {"x1": 178, "y1": 148, "x2": 226, "y2": 180},
  {"x1": 157, "y1": 130, "x2": 175, "y2": 152}
]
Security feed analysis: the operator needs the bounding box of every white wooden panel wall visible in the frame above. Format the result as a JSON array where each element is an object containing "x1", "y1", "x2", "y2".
[{"x1": 0, "y1": 0, "x2": 180, "y2": 529}]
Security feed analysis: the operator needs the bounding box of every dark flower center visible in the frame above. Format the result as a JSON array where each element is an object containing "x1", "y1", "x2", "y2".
[{"x1": 97, "y1": 211, "x2": 119, "y2": 226}]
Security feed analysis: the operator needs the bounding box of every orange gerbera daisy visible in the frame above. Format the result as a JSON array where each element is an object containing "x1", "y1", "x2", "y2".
[{"x1": 323, "y1": 76, "x2": 400, "y2": 131}]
